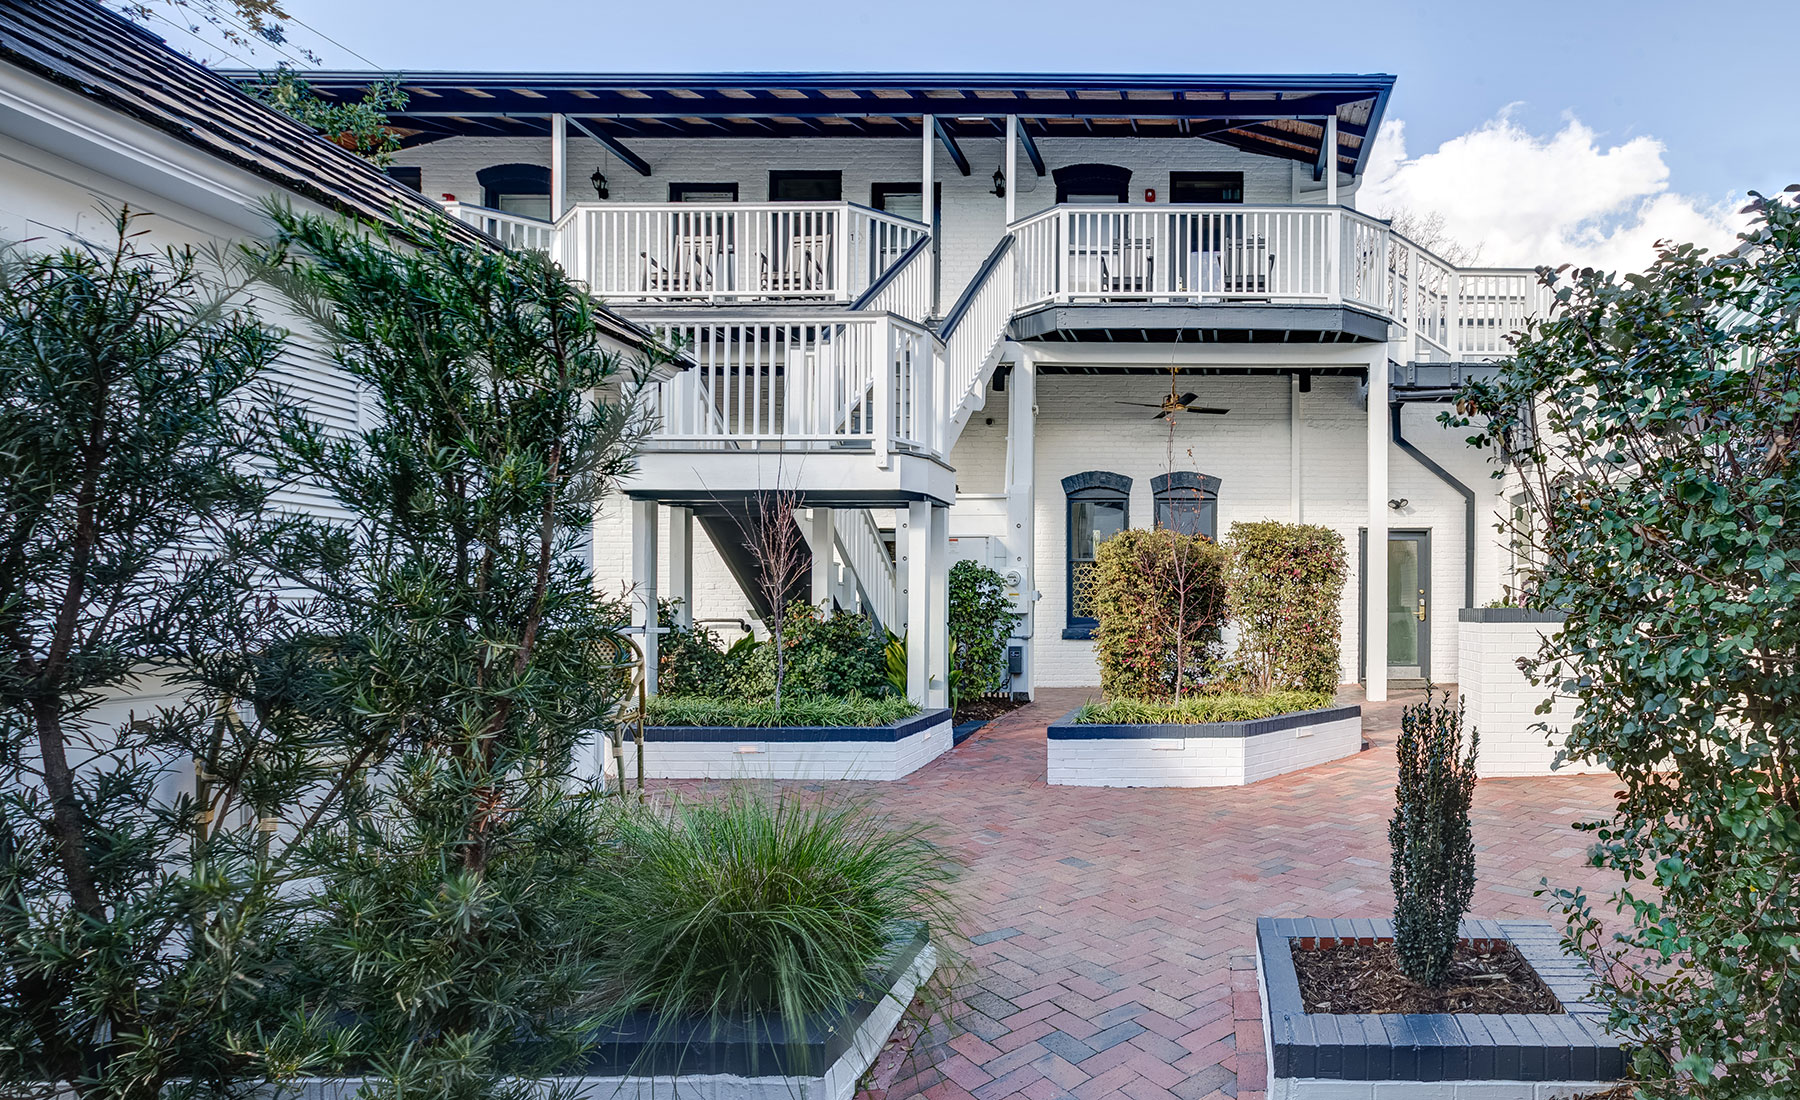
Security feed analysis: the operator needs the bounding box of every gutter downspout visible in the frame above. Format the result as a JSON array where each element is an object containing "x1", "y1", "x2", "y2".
[{"x1": 1390, "y1": 400, "x2": 1476, "y2": 608}]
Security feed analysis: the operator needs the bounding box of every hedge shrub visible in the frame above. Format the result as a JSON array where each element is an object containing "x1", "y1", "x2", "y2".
[
  {"x1": 948, "y1": 560, "x2": 1021, "y2": 699},
  {"x1": 1224, "y1": 521, "x2": 1346, "y2": 694},
  {"x1": 1089, "y1": 528, "x2": 1230, "y2": 700}
]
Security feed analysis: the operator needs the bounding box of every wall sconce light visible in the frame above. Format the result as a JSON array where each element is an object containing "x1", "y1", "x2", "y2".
[
  {"x1": 1388, "y1": 498, "x2": 1410, "y2": 511},
  {"x1": 590, "y1": 167, "x2": 609, "y2": 200},
  {"x1": 991, "y1": 165, "x2": 1006, "y2": 199}
]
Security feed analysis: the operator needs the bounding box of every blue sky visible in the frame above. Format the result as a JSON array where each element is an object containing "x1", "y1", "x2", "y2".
[{"x1": 157, "y1": 0, "x2": 1790, "y2": 268}]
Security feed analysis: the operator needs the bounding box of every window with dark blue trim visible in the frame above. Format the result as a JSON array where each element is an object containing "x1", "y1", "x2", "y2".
[
  {"x1": 1153, "y1": 471, "x2": 1221, "y2": 541},
  {"x1": 478, "y1": 163, "x2": 551, "y2": 217},
  {"x1": 1063, "y1": 471, "x2": 1131, "y2": 638}
]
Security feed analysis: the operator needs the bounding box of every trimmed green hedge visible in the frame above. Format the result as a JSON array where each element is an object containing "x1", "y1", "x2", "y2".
[
  {"x1": 1073, "y1": 690, "x2": 1336, "y2": 725},
  {"x1": 1224, "y1": 521, "x2": 1347, "y2": 694},
  {"x1": 1089, "y1": 528, "x2": 1230, "y2": 701},
  {"x1": 644, "y1": 694, "x2": 920, "y2": 728}
]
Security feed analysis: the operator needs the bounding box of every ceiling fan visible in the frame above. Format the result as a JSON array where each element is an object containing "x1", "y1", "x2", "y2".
[{"x1": 1116, "y1": 365, "x2": 1229, "y2": 421}]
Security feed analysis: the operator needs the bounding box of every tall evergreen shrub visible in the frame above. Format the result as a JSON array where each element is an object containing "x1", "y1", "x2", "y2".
[
  {"x1": 1224, "y1": 522, "x2": 1346, "y2": 694},
  {"x1": 1388, "y1": 688, "x2": 1479, "y2": 989},
  {"x1": 1089, "y1": 528, "x2": 1229, "y2": 700}
]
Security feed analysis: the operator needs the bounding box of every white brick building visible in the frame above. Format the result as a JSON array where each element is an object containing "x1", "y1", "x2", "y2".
[{"x1": 286, "y1": 70, "x2": 1546, "y2": 707}]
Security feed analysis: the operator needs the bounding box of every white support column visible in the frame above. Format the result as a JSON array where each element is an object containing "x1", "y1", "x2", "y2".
[
  {"x1": 1004, "y1": 115, "x2": 1019, "y2": 226},
  {"x1": 921, "y1": 114, "x2": 936, "y2": 315},
  {"x1": 1365, "y1": 348, "x2": 1389, "y2": 703},
  {"x1": 1004, "y1": 347, "x2": 1036, "y2": 696},
  {"x1": 807, "y1": 507, "x2": 835, "y2": 614},
  {"x1": 1290, "y1": 374, "x2": 1304, "y2": 523},
  {"x1": 550, "y1": 113, "x2": 567, "y2": 221},
  {"x1": 1325, "y1": 114, "x2": 1339, "y2": 207},
  {"x1": 630, "y1": 499, "x2": 660, "y2": 695},
  {"x1": 927, "y1": 503, "x2": 950, "y2": 710},
  {"x1": 903, "y1": 502, "x2": 930, "y2": 705},
  {"x1": 668, "y1": 506, "x2": 693, "y2": 627}
]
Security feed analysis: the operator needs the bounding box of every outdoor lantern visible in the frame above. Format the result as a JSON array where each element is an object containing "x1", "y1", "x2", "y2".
[
  {"x1": 590, "y1": 167, "x2": 609, "y2": 200},
  {"x1": 991, "y1": 165, "x2": 1006, "y2": 198}
]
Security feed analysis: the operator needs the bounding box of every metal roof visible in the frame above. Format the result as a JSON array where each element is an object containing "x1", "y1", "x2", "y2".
[
  {"x1": 0, "y1": 0, "x2": 654, "y2": 350},
  {"x1": 277, "y1": 71, "x2": 1395, "y2": 177}
]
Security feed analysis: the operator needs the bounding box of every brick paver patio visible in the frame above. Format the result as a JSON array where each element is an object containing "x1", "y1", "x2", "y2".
[
  {"x1": 839, "y1": 685, "x2": 1622, "y2": 1100},
  {"x1": 681, "y1": 685, "x2": 1623, "y2": 1100}
]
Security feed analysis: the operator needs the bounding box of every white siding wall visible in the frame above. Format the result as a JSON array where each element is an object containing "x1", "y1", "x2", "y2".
[{"x1": 393, "y1": 136, "x2": 1349, "y2": 310}]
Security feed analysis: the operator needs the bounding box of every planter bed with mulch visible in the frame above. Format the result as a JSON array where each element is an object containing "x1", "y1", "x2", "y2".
[
  {"x1": 285, "y1": 928, "x2": 938, "y2": 1100},
  {"x1": 1256, "y1": 917, "x2": 1627, "y2": 1099},
  {"x1": 1045, "y1": 704, "x2": 1362, "y2": 787},
  {"x1": 640, "y1": 708, "x2": 953, "y2": 781}
]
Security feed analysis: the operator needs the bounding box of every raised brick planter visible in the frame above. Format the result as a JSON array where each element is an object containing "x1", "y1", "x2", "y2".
[
  {"x1": 1256, "y1": 916, "x2": 1627, "y2": 1099},
  {"x1": 641, "y1": 708, "x2": 952, "y2": 780},
  {"x1": 288, "y1": 929, "x2": 937, "y2": 1100},
  {"x1": 1045, "y1": 705, "x2": 1362, "y2": 787}
]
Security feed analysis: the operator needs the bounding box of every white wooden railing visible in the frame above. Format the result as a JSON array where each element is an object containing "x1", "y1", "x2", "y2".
[
  {"x1": 1010, "y1": 204, "x2": 1546, "y2": 361},
  {"x1": 852, "y1": 237, "x2": 934, "y2": 321},
  {"x1": 836, "y1": 507, "x2": 898, "y2": 628},
  {"x1": 444, "y1": 202, "x2": 560, "y2": 253},
  {"x1": 940, "y1": 238, "x2": 1017, "y2": 447},
  {"x1": 638, "y1": 312, "x2": 942, "y2": 463},
  {"x1": 553, "y1": 203, "x2": 925, "y2": 304}
]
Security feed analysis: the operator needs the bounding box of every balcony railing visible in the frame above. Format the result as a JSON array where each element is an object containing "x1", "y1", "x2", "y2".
[
  {"x1": 446, "y1": 201, "x2": 928, "y2": 306},
  {"x1": 635, "y1": 312, "x2": 943, "y2": 463},
  {"x1": 1009, "y1": 204, "x2": 1547, "y2": 362}
]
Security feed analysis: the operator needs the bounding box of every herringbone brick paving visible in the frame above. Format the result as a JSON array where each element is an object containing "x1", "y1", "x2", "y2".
[{"x1": 677, "y1": 685, "x2": 1621, "y2": 1100}]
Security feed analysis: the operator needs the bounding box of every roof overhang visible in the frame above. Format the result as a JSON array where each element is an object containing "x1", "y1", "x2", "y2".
[{"x1": 233, "y1": 71, "x2": 1396, "y2": 179}]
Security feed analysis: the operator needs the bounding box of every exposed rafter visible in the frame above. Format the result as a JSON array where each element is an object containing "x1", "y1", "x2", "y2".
[
  {"x1": 566, "y1": 115, "x2": 651, "y2": 176},
  {"x1": 1016, "y1": 121, "x2": 1045, "y2": 176},
  {"x1": 932, "y1": 116, "x2": 970, "y2": 176}
]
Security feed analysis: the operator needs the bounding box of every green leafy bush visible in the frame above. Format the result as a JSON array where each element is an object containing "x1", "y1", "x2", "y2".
[
  {"x1": 1454, "y1": 190, "x2": 1800, "y2": 1098},
  {"x1": 1074, "y1": 690, "x2": 1334, "y2": 725},
  {"x1": 645, "y1": 694, "x2": 917, "y2": 728},
  {"x1": 585, "y1": 790, "x2": 959, "y2": 1060},
  {"x1": 782, "y1": 602, "x2": 889, "y2": 698},
  {"x1": 948, "y1": 561, "x2": 1021, "y2": 701},
  {"x1": 1224, "y1": 522, "x2": 1347, "y2": 694},
  {"x1": 1388, "y1": 688, "x2": 1478, "y2": 989},
  {"x1": 656, "y1": 599, "x2": 728, "y2": 697},
  {"x1": 1089, "y1": 528, "x2": 1230, "y2": 701}
]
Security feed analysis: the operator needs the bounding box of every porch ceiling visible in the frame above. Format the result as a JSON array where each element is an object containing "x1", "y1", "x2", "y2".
[
  {"x1": 1010, "y1": 302, "x2": 1393, "y2": 344},
  {"x1": 238, "y1": 71, "x2": 1394, "y2": 178}
]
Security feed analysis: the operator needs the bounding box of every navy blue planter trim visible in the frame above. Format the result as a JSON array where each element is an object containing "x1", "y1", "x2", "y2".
[
  {"x1": 1048, "y1": 705, "x2": 1360, "y2": 740},
  {"x1": 1459, "y1": 608, "x2": 1567, "y2": 624},
  {"x1": 646, "y1": 708, "x2": 949, "y2": 744},
  {"x1": 1258, "y1": 917, "x2": 1626, "y2": 1083}
]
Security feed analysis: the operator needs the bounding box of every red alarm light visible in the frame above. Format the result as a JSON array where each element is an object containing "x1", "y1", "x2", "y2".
[{"x1": 1144, "y1": 188, "x2": 1156, "y2": 203}]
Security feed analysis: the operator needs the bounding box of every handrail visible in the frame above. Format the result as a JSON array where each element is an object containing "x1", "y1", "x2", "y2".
[
  {"x1": 849, "y1": 235, "x2": 932, "y2": 312},
  {"x1": 941, "y1": 236, "x2": 1015, "y2": 338}
]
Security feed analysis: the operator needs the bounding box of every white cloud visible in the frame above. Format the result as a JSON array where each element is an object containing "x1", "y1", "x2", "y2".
[{"x1": 1359, "y1": 110, "x2": 1747, "y2": 272}]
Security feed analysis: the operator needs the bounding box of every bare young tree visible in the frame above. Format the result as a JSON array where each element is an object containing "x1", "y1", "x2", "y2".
[
  {"x1": 1387, "y1": 209, "x2": 1483, "y2": 267},
  {"x1": 740, "y1": 487, "x2": 809, "y2": 713}
]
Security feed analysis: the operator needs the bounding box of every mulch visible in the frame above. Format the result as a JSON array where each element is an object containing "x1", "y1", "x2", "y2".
[
  {"x1": 1291, "y1": 940, "x2": 1563, "y2": 1014},
  {"x1": 953, "y1": 696, "x2": 1029, "y2": 724}
]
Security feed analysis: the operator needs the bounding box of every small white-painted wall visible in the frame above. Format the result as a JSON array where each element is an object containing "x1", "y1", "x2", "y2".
[
  {"x1": 392, "y1": 135, "x2": 1356, "y2": 312},
  {"x1": 1458, "y1": 614, "x2": 1604, "y2": 778}
]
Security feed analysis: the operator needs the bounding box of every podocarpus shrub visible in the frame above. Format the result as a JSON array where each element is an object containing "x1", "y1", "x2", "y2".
[
  {"x1": 1089, "y1": 528, "x2": 1229, "y2": 701},
  {"x1": 1389, "y1": 688, "x2": 1479, "y2": 989},
  {"x1": 948, "y1": 561, "x2": 1021, "y2": 702},
  {"x1": 1453, "y1": 190, "x2": 1800, "y2": 1098},
  {"x1": 783, "y1": 602, "x2": 890, "y2": 698},
  {"x1": 1224, "y1": 522, "x2": 1346, "y2": 694}
]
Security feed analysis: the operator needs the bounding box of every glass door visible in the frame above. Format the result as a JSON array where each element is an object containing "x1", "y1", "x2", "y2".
[{"x1": 1386, "y1": 532, "x2": 1430, "y2": 679}]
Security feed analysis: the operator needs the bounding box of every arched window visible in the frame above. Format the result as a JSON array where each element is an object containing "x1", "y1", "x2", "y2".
[
  {"x1": 1063, "y1": 471, "x2": 1131, "y2": 638},
  {"x1": 1053, "y1": 163, "x2": 1132, "y2": 204},
  {"x1": 478, "y1": 163, "x2": 551, "y2": 218},
  {"x1": 1153, "y1": 472, "x2": 1221, "y2": 541}
]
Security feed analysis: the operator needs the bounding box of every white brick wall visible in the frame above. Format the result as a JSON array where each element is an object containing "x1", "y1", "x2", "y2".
[
  {"x1": 1048, "y1": 714, "x2": 1361, "y2": 787},
  {"x1": 946, "y1": 373, "x2": 1507, "y2": 689},
  {"x1": 393, "y1": 135, "x2": 1341, "y2": 309},
  {"x1": 1458, "y1": 618, "x2": 1606, "y2": 778}
]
